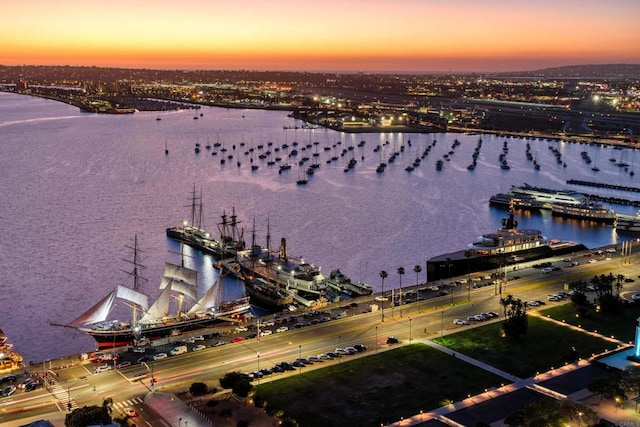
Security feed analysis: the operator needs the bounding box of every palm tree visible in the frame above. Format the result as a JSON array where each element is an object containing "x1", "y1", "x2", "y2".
[
  {"x1": 413, "y1": 265, "x2": 422, "y2": 312},
  {"x1": 397, "y1": 267, "x2": 405, "y2": 316},
  {"x1": 379, "y1": 270, "x2": 388, "y2": 322}
]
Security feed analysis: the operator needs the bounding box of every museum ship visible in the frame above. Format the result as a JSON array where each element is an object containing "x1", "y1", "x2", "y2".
[
  {"x1": 165, "y1": 187, "x2": 246, "y2": 258},
  {"x1": 54, "y1": 236, "x2": 250, "y2": 348}
]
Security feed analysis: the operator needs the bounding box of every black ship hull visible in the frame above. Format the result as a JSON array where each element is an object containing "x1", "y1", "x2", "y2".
[{"x1": 426, "y1": 242, "x2": 587, "y2": 282}]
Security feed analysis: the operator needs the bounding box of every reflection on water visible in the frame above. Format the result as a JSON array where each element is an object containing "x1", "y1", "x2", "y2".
[{"x1": 0, "y1": 92, "x2": 636, "y2": 362}]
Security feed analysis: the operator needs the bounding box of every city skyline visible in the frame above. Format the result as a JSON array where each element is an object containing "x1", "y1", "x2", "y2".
[{"x1": 2, "y1": 0, "x2": 640, "y2": 73}]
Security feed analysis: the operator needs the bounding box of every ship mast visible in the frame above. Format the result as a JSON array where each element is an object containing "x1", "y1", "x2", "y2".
[{"x1": 121, "y1": 234, "x2": 148, "y2": 324}]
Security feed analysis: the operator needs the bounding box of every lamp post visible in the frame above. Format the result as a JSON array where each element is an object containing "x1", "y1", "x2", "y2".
[
  {"x1": 375, "y1": 326, "x2": 378, "y2": 353},
  {"x1": 142, "y1": 362, "x2": 155, "y2": 392},
  {"x1": 440, "y1": 310, "x2": 444, "y2": 337},
  {"x1": 409, "y1": 318, "x2": 412, "y2": 344},
  {"x1": 66, "y1": 378, "x2": 88, "y2": 411},
  {"x1": 298, "y1": 345, "x2": 302, "y2": 375}
]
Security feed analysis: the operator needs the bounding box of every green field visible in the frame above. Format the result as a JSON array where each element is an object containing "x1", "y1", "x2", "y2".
[
  {"x1": 253, "y1": 344, "x2": 506, "y2": 427},
  {"x1": 433, "y1": 315, "x2": 619, "y2": 378},
  {"x1": 539, "y1": 302, "x2": 640, "y2": 344}
]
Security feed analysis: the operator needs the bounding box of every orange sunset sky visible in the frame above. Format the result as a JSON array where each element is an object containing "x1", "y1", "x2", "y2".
[{"x1": 2, "y1": 0, "x2": 639, "y2": 73}]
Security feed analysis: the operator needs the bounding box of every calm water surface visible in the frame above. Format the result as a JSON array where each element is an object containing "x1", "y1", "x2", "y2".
[{"x1": 1, "y1": 92, "x2": 637, "y2": 363}]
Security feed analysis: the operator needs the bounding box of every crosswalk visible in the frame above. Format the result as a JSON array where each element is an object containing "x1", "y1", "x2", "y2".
[
  {"x1": 111, "y1": 397, "x2": 144, "y2": 409},
  {"x1": 49, "y1": 383, "x2": 79, "y2": 411},
  {"x1": 48, "y1": 382, "x2": 144, "y2": 412}
]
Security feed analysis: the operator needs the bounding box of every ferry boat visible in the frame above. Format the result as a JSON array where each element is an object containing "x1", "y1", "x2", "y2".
[
  {"x1": 551, "y1": 201, "x2": 616, "y2": 224},
  {"x1": 616, "y1": 212, "x2": 640, "y2": 234},
  {"x1": 510, "y1": 183, "x2": 586, "y2": 208},
  {"x1": 426, "y1": 211, "x2": 586, "y2": 282},
  {"x1": 54, "y1": 236, "x2": 250, "y2": 348}
]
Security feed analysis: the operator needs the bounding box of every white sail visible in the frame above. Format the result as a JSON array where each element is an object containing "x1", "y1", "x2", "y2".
[
  {"x1": 70, "y1": 289, "x2": 116, "y2": 325},
  {"x1": 159, "y1": 263, "x2": 197, "y2": 298},
  {"x1": 139, "y1": 283, "x2": 172, "y2": 323},
  {"x1": 187, "y1": 282, "x2": 218, "y2": 314},
  {"x1": 115, "y1": 285, "x2": 149, "y2": 310},
  {"x1": 167, "y1": 279, "x2": 198, "y2": 300}
]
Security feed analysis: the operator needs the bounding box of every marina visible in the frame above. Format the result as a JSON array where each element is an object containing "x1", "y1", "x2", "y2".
[{"x1": 2, "y1": 92, "x2": 640, "y2": 363}]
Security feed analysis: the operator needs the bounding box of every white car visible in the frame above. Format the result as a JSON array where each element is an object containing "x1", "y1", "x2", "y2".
[
  {"x1": 262, "y1": 320, "x2": 275, "y2": 327},
  {"x1": 276, "y1": 326, "x2": 288, "y2": 333},
  {"x1": 152, "y1": 353, "x2": 168, "y2": 361},
  {"x1": 374, "y1": 296, "x2": 389, "y2": 302},
  {"x1": 94, "y1": 365, "x2": 112, "y2": 374},
  {"x1": 588, "y1": 259, "x2": 597, "y2": 264},
  {"x1": 192, "y1": 344, "x2": 206, "y2": 352},
  {"x1": 259, "y1": 330, "x2": 273, "y2": 337},
  {"x1": 453, "y1": 318, "x2": 468, "y2": 325},
  {"x1": 192, "y1": 335, "x2": 205, "y2": 341},
  {"x1": 235, "y1": 325, "x2": 248, "y2": 332}
]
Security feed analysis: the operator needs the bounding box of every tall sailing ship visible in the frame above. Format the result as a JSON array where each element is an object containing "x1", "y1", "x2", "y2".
[{"x1": 55, "y1": 236, "x2": 250, "y2": 348}]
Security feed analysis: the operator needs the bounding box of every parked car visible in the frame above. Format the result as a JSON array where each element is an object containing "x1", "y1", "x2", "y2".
[
  {"x1": 276, "y1": 326, "x2": 288, "y2": 333},
  {"x1": 2, "y1": 385, "x2": 16, "y2": 396},
  {"x1": 259, "y1": 330, "x2": 273, "y2": 337},
  {"x1": 116, "y1": 361, "x2": 132, "y2": 369},
  {"x1": 353, "y1": 344, "x2": 368, "y2": 352},
  {"x1": 0, "y1": 375, "x2": 17, "y2": 384},
  {"x1": 25, "y1": 382, "x2": 42, "y2": 392},
  {"x1": 93, "y1": 365, "x2": 113, "y2": 374},
  {"x1": 386, "y1": 336, "x2": 399, "y2": 344},
  {"x1": 152, "y1": 353, "x2": 167, "y2": 361},
  {"x1": 453, "y1": 318, "x2": 468, "y2": 325},
  {"x1": 235, "y1": 325, "x2": 248, "y2": 332},
  {"x1": 192, "y1": 344, "x2": 206, "y2": 352},
  {"x1": 19, "y1": 378, "x2": 36, "y2": 389},
  {"x1": 231, "y1": 337, "x2": 244, "y2": 343}
]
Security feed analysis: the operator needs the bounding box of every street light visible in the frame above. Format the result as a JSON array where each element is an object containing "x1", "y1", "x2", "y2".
[
  {"x1": 375, "y1": 326, "x2": 378, "y2": 353},
  {"x1": 409, "y1": 318, "x2": 412, "y2": 344},
  {"x1": 142, "y1": 362, "x2": 155, "y2": 392},
  {"x1": 298, "y1": 345, "x2": 302, "y2": 375},
  {"x1": 66, "y1": 377, "x2": 88, "y2": 411}
]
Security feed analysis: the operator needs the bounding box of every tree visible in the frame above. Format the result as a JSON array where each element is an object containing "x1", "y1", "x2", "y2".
[
  {"x1": 379, "y1": 270, "x2": 388, "y2": 321},
  {"x1": 219, "y1": 371, "x2": 252, "y2": 398},
  {"x1": 65, "y1": 398, "x2": 112, "y2": 427},
  {"x1": 620, "y1": 365, "x2": 640, "y2": 397},
  {"x1": 397, "y1": 267, "x2": 405, "y2": 316},
  {"x1": 413, "y1": 265, "x2": 422, "y2": 310},
  {"x1": 504, "y1": 398, "x2": 596, "y2": 427},
  {"x1": 189, "y1": 381, "x2": 209, "y2": 396},
  {"x1": 499, "y1": 294, "x2": 528, "y2": 340}
]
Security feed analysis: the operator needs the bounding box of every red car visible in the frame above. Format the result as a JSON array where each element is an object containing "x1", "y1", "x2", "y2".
[{"x1": 231, "y1": 337, "x2": 245, "y2": 343}]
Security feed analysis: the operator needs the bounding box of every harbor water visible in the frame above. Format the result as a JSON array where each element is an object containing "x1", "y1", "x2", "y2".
[{"x1": 0, "y1": 92, "x2": 638, "y2": 363}]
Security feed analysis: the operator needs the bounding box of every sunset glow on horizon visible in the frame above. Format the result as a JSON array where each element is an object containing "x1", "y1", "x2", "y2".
[{"x1": 3, "y1": 0, "x2": 639, "y2": 73}]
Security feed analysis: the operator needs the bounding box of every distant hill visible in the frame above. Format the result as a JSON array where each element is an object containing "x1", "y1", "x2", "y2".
[{"x1": 497, "y1": 64, "x2": 640, "y2": 79}]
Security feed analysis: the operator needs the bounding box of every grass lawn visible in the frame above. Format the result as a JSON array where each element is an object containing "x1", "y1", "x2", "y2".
[
  {"x1": 253, "y1": 344, "x2": 506, "y2": 427},
  {"x1": 433, "y1": 316, "x2": 618, "y2": 378},
  {"x1": 539, "y1": 302, "x2": 640, "y2": 344}
]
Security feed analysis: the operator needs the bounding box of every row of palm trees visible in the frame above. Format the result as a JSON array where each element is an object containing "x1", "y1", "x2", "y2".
[{"x1": 379, "y1": 265, "x2": 423, "y2": 321}]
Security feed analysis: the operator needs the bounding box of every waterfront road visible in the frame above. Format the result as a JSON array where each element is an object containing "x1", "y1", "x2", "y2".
[{"x1": 2, "y1": 247, "x2": 640, "y2": 426}]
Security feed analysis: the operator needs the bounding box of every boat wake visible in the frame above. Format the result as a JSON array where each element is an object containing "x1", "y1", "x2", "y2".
[{"x1": 0, "y1": 115, "x2": 87, "y2": 128}]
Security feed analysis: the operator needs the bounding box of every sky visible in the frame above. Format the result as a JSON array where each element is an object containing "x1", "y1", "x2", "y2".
[{"x1": 2, "y1": 0, "x2": 640, "y2": 73}]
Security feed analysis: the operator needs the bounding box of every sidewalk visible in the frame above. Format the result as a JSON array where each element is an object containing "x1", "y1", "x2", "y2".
[{"x1": 386, "y1": 337, "x2": 599, "y2": 426}]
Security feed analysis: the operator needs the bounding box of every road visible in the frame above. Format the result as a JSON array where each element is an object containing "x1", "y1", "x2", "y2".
[{"x1": 2, "y1": 248, "x2": 639, "y2": 425}]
